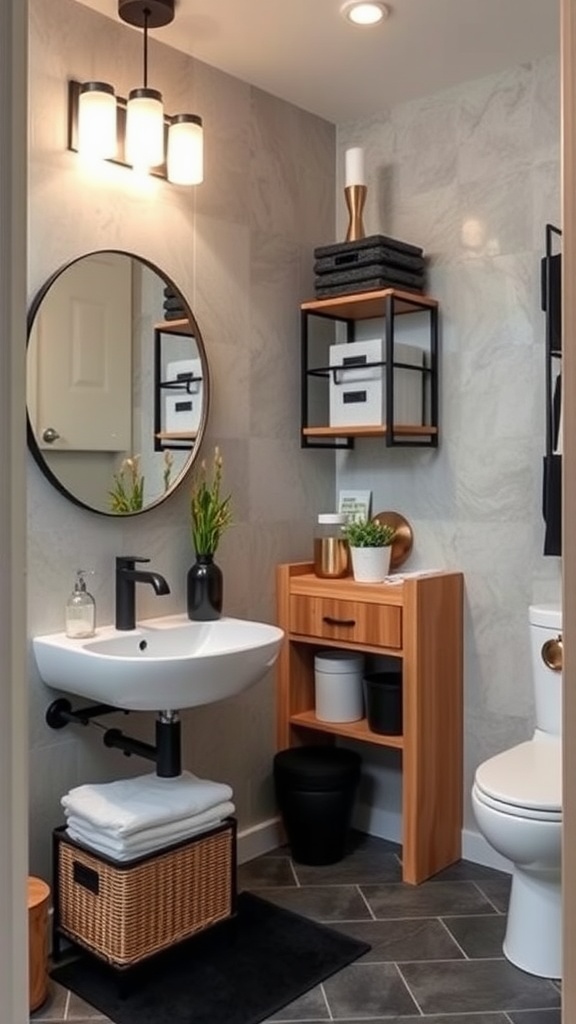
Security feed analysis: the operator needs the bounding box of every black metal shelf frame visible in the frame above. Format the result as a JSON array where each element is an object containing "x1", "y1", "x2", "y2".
[
  {"x1": 153, "y1": 324, "x2": 197, "y2": 451},
  {"x1": 300, "y1": 291, "x2": 439, "y2": 449}
]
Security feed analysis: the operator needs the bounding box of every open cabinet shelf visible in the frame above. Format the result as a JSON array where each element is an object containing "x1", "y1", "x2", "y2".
[{"x1": 301, "y1": 287, "x2": 439, "y2": 449}]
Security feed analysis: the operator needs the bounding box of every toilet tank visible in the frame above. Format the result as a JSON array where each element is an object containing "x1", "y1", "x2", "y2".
[{"x1": 529, "y1": 603, "x2": 562, "y2": 736}]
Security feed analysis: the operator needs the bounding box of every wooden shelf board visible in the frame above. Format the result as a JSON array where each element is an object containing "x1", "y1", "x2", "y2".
[
  {"x1": 154, "y1": 319, "x2": 191, "y2": 335},
  {"x1": 302, "y1": 424, "x2": 438, "y2": 438},
  {"x1": 289, "y1": 710, "x2": 404, "y2": 749},
  {"x1": 301, "y1": 288, "x2": 438, "y2": 320},
  {"x1": 155, "y1": 431, "x2": 197, "y2": 440}
]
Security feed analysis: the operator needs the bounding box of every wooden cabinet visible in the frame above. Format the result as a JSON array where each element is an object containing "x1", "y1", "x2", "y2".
[{"x1": 276, "y1": 562, "x2": 464, "y2": 884}]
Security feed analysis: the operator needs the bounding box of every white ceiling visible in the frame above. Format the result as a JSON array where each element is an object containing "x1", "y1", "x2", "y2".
[{"x1": 74, "y1": 0, "x2": 559, "y2": 123}]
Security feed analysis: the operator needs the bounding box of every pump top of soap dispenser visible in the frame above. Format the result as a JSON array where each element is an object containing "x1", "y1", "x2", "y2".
[{"x1": 65, "y1": 569, "x2": 96, "y2": 639}]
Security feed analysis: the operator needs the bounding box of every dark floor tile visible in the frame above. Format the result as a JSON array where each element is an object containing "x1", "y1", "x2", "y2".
[
  {"x1": 67, "y1": 989, "x2": 110, "y2": 1019},
  {"x1": 442, "y1": 912, "x2": 507, "y2": 958},
  {"x1": 431, "y1": 859, "x2": 511, "y2": 884},
  {"x1": 266, "y1": 984, "x2": 329, "y2": 1021},
  {"x1": 237, "y1": 854, "x2": 296, "y2": 889},
  {"x1": 335, "y1": 916, "x2": 464, "y2": 962},
  {"x1": 361, "y1": 879, "x2": 499, "y2": 919},
  {"x1": 508, "y1": 1011, "x2": 562, "y2": 1023},
  {"x1": 323, "y1": 961, "x2": 419, "y2": 1018},
  {"x1": 30, "y1": 982, "x2": 68, "y2": 1019},
  {"x1": 256, "y1": 884, "x2": 372, "y2": 922},
  {"x1": 347, "y1": 829, "x2": 402, "y2": 855},
  {"x1": 293, "y1": 848, "x2": 402, "y2": 886},
  {"x1": 474, "y1": 875, "x2": 512, "y2": 913},
  {"x1": 398, "y1": 959, "x2": 561, "y2": 1015},
  {"x1": 269, "y1": 1018, "x2": 509, "y2": 1024}
]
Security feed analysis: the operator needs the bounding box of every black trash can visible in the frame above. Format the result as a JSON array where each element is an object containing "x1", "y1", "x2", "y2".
[
  {"x1": 273, "y1": 746, "x2": 361, "y2": 865},
  {"x1": 364, "y1": 671, "x2": 403, "y2": 735}
]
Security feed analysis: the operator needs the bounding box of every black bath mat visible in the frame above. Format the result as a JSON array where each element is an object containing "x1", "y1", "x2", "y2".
[{"x1": 51, "y1": 890, "x2": 370, "y2": 1024}]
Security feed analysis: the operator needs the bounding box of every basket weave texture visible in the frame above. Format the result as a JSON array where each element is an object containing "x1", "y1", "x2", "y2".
[{"x1": 54, "y1": 819, "x2": 235, "y2": 967}]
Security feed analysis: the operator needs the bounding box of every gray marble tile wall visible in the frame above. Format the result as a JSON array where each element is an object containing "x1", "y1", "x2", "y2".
[
  {"x1": 27, "y1": 0, "x2": 335, "y2": 878},
  {"x1": 337, "y1": 55, "x2": 562, "y2": 850}
]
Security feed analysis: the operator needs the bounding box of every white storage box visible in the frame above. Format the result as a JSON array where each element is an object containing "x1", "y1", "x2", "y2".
[
  {"x1": 164, "y1": 357, "x2": 203, "y2": 435},
  {"x1": 329, "y1": 338, "x2": 424, "y2": 428}
]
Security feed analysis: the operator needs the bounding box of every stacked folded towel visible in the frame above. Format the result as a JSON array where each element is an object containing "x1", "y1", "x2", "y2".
[{"x1": 62, "y1": 771, "x2": 234, "y2": 862}]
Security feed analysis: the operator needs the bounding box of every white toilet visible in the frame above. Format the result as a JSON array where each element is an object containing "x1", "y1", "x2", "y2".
[{"x1": 472, "y1": 603, "x2": 562, "y2": 979}]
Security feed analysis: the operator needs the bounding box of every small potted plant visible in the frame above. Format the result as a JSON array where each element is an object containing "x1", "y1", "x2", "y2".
[
  {"x1": 188, "y1": 447, "x2": 232, "y2": 620},
  {"x1": 342, "y1": 518, "x2": 395, "y2": 582}
]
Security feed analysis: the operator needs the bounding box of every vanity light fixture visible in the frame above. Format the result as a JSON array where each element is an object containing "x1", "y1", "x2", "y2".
[
  {"x1": 69, "y1": 0, "x2": 204, "y2": 185},
  {"x1": 340, "y1": 1, "x2": 390, "y2": 26}
]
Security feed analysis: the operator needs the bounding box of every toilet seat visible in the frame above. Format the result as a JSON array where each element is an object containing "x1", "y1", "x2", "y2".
[
  {"x1": 474, "y1": 738, "x2": 561, "y2": 819},
  {"x1": 473, "y1": 786, "x2": 562, "y2": 822}
]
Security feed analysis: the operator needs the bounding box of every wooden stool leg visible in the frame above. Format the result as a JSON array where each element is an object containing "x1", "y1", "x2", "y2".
[{"x1": 28, "y1": 876, "x2": 50, "y2": 1012}]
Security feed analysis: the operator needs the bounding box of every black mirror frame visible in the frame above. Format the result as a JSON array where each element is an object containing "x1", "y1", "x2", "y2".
[{"x1": 26, "y1": 249, "x2": 210, "y2": 516}]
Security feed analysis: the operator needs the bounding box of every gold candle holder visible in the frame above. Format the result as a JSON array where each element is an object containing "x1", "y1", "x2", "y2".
[{"x1": 344, "y1": 184, "x2": 367, "y2": 242}]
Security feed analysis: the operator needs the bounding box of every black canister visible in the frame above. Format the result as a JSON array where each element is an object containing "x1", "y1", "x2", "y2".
[
  {"x1": 273, "y1": 746, "x2": 361, "y2": 865},
  {"x1": 363, "y1": 671, "x2": 403, "y2": 735}
]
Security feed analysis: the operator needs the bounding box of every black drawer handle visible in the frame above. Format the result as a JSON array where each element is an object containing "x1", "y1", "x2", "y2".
[{"x1": 323, "y1": 616, "x2": 356, "y2": 627}]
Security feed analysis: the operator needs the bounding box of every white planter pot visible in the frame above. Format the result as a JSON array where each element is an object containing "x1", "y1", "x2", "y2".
[{"x1": 350, "y1": 545, "x2": 391, "y2": 583}]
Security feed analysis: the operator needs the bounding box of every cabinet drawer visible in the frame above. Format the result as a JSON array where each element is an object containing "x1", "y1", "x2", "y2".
[{"x1": 289, "y1": 595, "x2": 402, "y2": 649}]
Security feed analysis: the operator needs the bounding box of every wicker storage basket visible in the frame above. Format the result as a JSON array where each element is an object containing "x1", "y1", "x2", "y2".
[{"x1": 53, "y1": 818, "x2": 236, "y2": 968}]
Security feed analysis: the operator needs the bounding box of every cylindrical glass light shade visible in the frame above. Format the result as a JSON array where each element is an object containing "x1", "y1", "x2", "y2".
[
  {"x1": 167, "y1": 114, "x2": 203, "y2": 185},
  {"x1": 77, "y1": 82, "x2": 117, "y2": 159},
  {"x1": 125, "y1": 87, "x2": 164, "y2": 170}
]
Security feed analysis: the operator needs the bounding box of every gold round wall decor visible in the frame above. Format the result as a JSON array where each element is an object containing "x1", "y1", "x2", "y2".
[{"x1": 371, "y1": 510, "x2": 413, "y2": 570}]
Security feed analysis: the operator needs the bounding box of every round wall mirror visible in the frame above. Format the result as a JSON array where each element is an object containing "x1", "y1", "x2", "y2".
[{"x1": 26, "y1": 250, "x2": 210, "y2": 515}]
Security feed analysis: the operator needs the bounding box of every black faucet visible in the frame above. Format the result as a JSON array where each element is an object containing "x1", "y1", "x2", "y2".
[{"x1": 115, "y1": 557, "x2": 170, "y2": 631}]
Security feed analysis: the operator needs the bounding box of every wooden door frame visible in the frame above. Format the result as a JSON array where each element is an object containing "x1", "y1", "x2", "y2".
[{"x1": 0, "y1": 0, "x2": 29, "y2": 1020}]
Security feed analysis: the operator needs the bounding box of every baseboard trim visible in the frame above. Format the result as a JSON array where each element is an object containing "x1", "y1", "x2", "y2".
[
  {"x1": 353, "y1": 804, "x2": 512, "y2": 875},
  {"x1": 235, "y1": 812, "x2": 512, "y2": 875},
  {"x1": 461, "y1": 827, "x2": 512, "y2": 874},
  {"x1": 352, "y1": 801, "x2": 402, "y2": 844},
  {"x1": 236, "y1": 817, "x2": 284, "y2": 865}
]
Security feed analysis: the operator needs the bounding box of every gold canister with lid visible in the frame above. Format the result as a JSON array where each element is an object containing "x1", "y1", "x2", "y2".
[{"x1": 313, "y1": 513, "x2": 350, "y2": 578}]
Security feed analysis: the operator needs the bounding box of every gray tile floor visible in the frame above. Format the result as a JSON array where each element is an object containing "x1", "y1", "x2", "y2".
[{"x1": 32, "y1": 832, "x2": 562, "y2": 1023}]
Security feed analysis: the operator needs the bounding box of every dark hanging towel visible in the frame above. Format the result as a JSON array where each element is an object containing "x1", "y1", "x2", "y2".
[
  {"x1": 542, "y1": 453, "x2": 562, "y2": 556},
  {"x1": 540, "y1": 252, "x2": 562, "y2": 354}
]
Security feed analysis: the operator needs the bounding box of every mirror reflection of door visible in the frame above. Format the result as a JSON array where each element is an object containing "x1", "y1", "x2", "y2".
[
  {"x1": 30, "y1": 253, "x2": 132, "y2": 452},
  {"x1": 26, "y1": 251, "x2": 209, "y2": 516}
]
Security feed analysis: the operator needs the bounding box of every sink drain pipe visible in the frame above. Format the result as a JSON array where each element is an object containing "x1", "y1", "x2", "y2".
[
  {"x1": 45, "y1": 700, "x2": 182, "y2": 777},
  {"x1": 103, "y1": 711, "x2": 181, "y2": 778}
]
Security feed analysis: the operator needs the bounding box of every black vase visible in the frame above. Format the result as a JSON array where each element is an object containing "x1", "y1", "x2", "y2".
[{"x1": 187, "y1": 554, "x2": 223, "y2": 621}]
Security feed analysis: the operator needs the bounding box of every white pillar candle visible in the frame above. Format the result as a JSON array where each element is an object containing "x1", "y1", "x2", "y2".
[{"x1": 345, "y1": 147, "x2": 365, "y2": 187}]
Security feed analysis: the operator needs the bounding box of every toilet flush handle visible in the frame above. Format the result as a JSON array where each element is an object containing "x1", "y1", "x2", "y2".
[{"x1": 542, "y1": 635, "x2": 563, "y2": 671}]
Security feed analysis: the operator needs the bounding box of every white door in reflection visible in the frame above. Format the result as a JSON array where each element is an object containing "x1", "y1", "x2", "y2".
[{"x1": 30, "y1": 252, "x2": 132, "y2": 451}]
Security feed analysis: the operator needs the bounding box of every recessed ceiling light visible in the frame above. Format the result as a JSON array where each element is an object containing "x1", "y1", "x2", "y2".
[{"x1": 340, "y1": 1, "x2": 390, "y2": 26}]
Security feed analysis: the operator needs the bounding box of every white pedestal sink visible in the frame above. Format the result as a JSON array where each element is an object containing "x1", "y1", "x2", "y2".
[{"x1": 33, "y1": 613, "x2": 284, "y2": 711}]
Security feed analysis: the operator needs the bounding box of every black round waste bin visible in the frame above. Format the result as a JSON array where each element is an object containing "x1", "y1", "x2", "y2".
[
  {"x1": 273, "y1": 746, "x2": 361, "y2": 865},
  {"x1": 364, "y1": 671, "x2": 403, "y2": 735}
]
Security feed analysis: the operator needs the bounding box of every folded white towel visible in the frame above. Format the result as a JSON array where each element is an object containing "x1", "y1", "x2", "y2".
[
  {"x1": 65, "y1": 800, "x2": 235, "y2": 854},
  {"x1": 66, "y1": 802, "x2": 234, "y2": 862},
  {"x1": 61, "y1": 771, "x2": 233, "y2": 836}
]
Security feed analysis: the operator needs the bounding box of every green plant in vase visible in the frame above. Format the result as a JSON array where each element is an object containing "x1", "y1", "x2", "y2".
[
  {"x1": 341, "y1": 518, "x2": 395, "y2": 548},
  {"x1": 188, "y1": 447, "x2": 233, "y2": 620},
  {"x1": 108, "y1": 455, "x2": 144, "y2": 514},
  {"x1": 342, "y1": 517, "x2": 395, "y2": 582}
]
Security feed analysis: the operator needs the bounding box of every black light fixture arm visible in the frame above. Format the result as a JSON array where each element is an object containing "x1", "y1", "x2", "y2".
[{"x1": 142, "y1": 7, "x2": 150, "y2": 87}]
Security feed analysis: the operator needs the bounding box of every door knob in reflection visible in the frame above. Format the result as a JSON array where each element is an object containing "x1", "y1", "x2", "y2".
[{"x1": 42, "y1": 427, "x2": 60, "y2": 444}]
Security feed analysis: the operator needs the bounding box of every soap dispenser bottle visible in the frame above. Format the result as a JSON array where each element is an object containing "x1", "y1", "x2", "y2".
[{"x1": 65, "y1": 570, "x2": 96, "y2": 638}]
